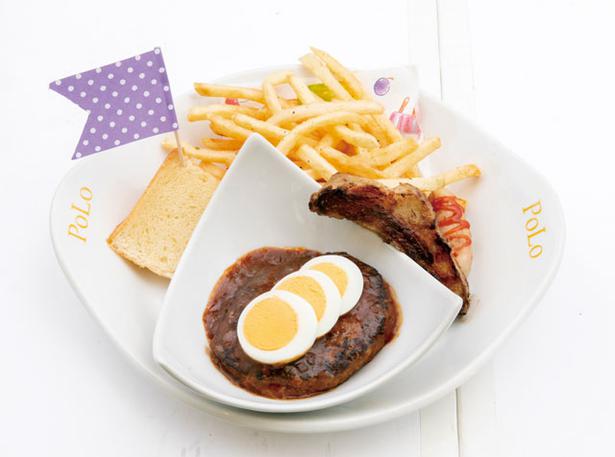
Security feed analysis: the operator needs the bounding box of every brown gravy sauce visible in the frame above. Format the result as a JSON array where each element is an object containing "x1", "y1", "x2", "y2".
[{"x1": 203, "y1": 247, "x2": 400, "y2": 399}]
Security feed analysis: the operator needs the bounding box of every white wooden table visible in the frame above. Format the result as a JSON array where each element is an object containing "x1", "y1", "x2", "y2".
[{"x1": 1, "y1": 0, "x2": 614, "y2": 455}]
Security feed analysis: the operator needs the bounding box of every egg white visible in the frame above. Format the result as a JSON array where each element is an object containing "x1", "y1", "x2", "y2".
[
  {"x1": 273, "y1": 270, "x2": 342, "y2": 337},
  {"x1": 237, "y1": 290, "x2": 318, "y2": 365},
  {"x1": 302, "y1": 255, "x2": 364, "y2": 315}
]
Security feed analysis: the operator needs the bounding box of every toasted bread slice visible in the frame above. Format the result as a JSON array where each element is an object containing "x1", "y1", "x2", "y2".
[{"x1": 107, "y1": 149, "x2": 219, "y2": 278}]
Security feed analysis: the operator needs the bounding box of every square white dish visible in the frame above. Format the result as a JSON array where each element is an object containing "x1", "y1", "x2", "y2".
[
  {"x1": 50, "y1": 66, "x2": 565, "y2": 431},
  {"x1": 153, "y1": 134, "x2": 462, "y2": 413}
]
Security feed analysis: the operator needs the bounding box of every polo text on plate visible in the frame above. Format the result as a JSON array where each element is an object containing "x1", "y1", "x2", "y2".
[
  {"x1": 67, "y1": 186, "x2": 93, "y2": 242},
  {"x1": 522, "y1": 200, "x2": 547, "y2": 259}
]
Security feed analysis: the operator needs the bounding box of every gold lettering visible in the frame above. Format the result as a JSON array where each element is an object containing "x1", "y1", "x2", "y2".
[
  {"x1": 525, "y1": 217, "x2": 539, "y2": 232},
  {"x1": 71, "y1": 201, "x2": 91, "y2": 216},
  {"x1": 529, "y1": 245, "x2": 543, "y2": 258},
  {"x1": 523, "y1": 200, "x2": 546, "y2": 259},
  {"x1": 527, "y1": 227, "x2": 547, "y2": 246},
  {"x1": 68, "y1": 186, "x2": 93, "y2": 242},
  {"x1": 68, "y1": 224, "x2": 86, "y2": 242},
  {"x1": 76, "y1": 214, "x2": 88, "y2": 229},
  {"x1": 522, "y1": 200, "x2": 542, "y2": 215},
  {"x1": 80, "y1": 186, "x2": 93, "y2": 201}
]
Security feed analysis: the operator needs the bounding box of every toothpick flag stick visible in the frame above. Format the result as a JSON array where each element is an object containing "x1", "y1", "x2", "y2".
[
  {"x1": 49, "y1": 47, "x2": 183, "y2": 161},
  {"x1": 173, "y1": 129, "x2": 185, "y2": 163}
]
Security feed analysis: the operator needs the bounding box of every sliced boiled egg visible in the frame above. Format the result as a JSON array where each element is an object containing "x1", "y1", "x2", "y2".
[
  {"x1": 302, "y1": 255, "x2": 364, "y2": 315},
  {"x1": 237, "y1": 290, "x2": 318, "y2": 365},
  {"x1": 273, "y1": 270, "x2": 342, "y2": 337}
]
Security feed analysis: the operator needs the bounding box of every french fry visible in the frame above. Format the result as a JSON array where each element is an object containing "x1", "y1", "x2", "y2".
[
  {"x1": 194, "y1": 82, "x2": 296, "y2": 107},
  {"x1": 161, "y1": 136, "x2": 177, "y2": 152},
  {"x1": 362, "y1": 115, "x2": 390, "y2": 147},
  {"x1": 263, "y1": 83, "x2": 281, "y2": 113},
  {"x1": 300, "y1": 53, "x2": 352, "y2": 101},
  {"x1": 410, "y1": 163, "x2": 480, "y2": 190},
  {"x1": 402, "y1": 168, "x2": 420, "y2": 179},
  {"x1": 350, "y1": 152, "x2": 382, "y2": 169},
  {"x1": 347, "y1": 124, "x2": 370, "y2": 154},
  {"x1": 288, "y1": 74, "x2": 319, "y2": 104},
  {"x1": 268, "y1": 100, "x2": 383, "y2": 126},
  {"x1": 201, "y1": 137, "x2": 244, "y2": 150},
  {"x1": 310, "y1": 47, "x2": 365, "y2": 99},
  {"x1": 276, "y1": 111, "x2": 367, "y2": 154},
  {"x1": 318, "y1": 146, "x2": 384, "y2": 179},
  {"x1": 189, "y1": 149, "x2": 236, "y2": 166},
  {"x1": 280, "y1": 73, "x2": 381, "y2": 151},
  {"x1": 383, "y1": 137, "x2": 441, "y2": 178},
  {"x1": 164, "y1": 139, "x2": 231, "y2": 168},
  {"x1": 232, "y1": 113, "x2": 289, "y2": 143},
  {"x1": 292, "y1": 159, "x2": 322, "y2": 181},
  {"x1": 161, "y1": 136, "x2": 199, "y2": 155},
  {"x1": 208, "y1": 115, "x2": 254, "y2": 141},
  {"x1": 188, "y1": 104, "x2": 267, "y2": 121},
  {"x1": 262, "y1": 71, "x2": 292, "y2": 114},
  {"x1": 295, "y1": 135, "x2": 320, "y2": 149},
  {"x1": 374, "y1": 114, "x2": 403, "y2": 143},
  {"x1": 334, "y1": 125, "x2": 379, "y2": 149},
  {"x1": 369, "y1": 138, "x2": 419, "y2": 167},
  {"x1": 273, "y1": 67, "x2": 383, "y2": 152},
  {"x1": 194, "y1": 83, "x2": 265, "y2": 103},
  {"x1": 183, "y1": 144, "x2": 236, "y2": 166},
  {"x1": 291, "y1": 144, "x2": 338, "y2": 180},
  {"x1": 318, "y1": 134, "x2": 337, "y2": 148},
  {"x1": 377, "y1": 164, "x2": 481, "y2": 191},
  {"x1": 302, "y1": 168, "x2": 320, "y2": 181},
  {"x1": 191, "y1": 49, "x2": 479, "y2": 199},
  {"x1": 280, "y1": 98, "x2": 300, "y2": 108},
  {"x1": 268, "y1": 71, "x2": 292, "y2": 85},
  {"x1": 199, "y1": 162, "x2": 227, "y2": 180},
  {"x1": 305, "y1": 49, "x2": 401, "y2": 145}
]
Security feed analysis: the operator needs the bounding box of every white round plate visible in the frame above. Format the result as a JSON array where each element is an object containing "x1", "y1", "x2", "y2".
[{"x1": 50, "y1": 65, "x2": 565, "y2": 432}]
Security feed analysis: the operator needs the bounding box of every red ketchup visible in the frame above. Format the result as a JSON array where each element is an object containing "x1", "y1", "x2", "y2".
[{"x1": 430, "y1": 196, "x2": 472, "y2": 250}]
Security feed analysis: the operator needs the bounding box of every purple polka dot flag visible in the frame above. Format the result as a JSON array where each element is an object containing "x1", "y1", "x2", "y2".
[{"x1": 49, "y1": 47, "x2": 178, "y2": 159}]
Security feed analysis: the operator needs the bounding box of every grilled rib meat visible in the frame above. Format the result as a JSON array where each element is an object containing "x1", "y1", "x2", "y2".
[{"x1": 309, "y1": 174, "x2": 470, "y2": 314}]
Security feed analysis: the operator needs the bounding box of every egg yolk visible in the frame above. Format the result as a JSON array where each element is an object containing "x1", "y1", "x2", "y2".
[
  {"x1": 243, "y1": 297, "x2": 297, "y2": 351},
  {"x1": 276, "y1": 276, "x2": 326, "y2": 320},
  {"x1": 309, "y1": 263, "x2": 348, "y2": 296}
]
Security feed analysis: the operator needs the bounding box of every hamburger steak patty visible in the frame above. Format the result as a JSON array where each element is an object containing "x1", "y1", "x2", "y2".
[{"x1": 203, "y1": 247, "x2": 399, "y2": 399}]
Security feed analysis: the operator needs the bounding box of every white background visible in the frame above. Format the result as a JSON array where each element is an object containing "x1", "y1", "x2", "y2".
[{"x1": 1, "y1": 0, "x2": 614, "y2": 456}]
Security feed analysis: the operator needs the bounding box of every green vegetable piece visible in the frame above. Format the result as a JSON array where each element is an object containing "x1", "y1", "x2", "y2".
[{"x1": 308, "y1": 83, "x2": 334, "y2": 102}]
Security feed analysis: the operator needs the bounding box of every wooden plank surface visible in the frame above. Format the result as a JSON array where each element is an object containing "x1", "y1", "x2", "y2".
[
  {"x1": 435, "y1": 1, "x2": 497, "y2": 456},
  {"x1": 466, "y1": 1, "x2": 615, "y2": 456},
  {"x1": 155, "y1": 408, "x2": 420, "y2": 457},
  {"x1": 420, "y1": 396, "x2": 459, "y2": 457},
  {"x1": 409, "y1": 2, "x2": 461, "y2": 455}
]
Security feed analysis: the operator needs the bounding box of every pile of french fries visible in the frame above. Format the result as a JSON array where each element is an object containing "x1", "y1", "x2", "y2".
[{"x1": 162, "y1": 47, "x2": 480, "y2": 192}]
